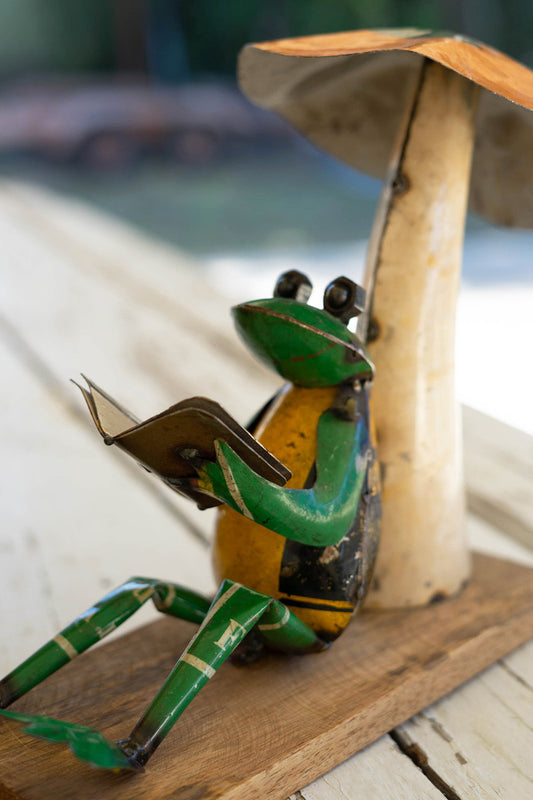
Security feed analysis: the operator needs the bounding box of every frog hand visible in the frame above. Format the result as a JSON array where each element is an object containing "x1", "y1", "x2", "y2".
[
  {"x1": 171, "y1": 447, "x2": 216, "y2": 498},
  {"x1": 196, "y1": 440, "x2": 257, "y2": 517}
]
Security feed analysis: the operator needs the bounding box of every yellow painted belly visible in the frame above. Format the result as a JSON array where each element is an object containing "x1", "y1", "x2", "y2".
[{"x1": 212, "y1": 383, "x2": 346, "y2": 635}]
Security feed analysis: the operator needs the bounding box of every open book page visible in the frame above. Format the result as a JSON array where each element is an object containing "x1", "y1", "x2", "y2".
[
  {"x1": 74, "y1": 375, "x2": 140, "y2": 439},
  {"x1": 76, "y1": 377, "x2": 291, "y2": 509}
]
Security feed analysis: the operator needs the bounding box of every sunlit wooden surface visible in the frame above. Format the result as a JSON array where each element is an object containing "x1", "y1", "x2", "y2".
[{"x1": 1, "y1": 181, "x2": 532, "y2": 799}]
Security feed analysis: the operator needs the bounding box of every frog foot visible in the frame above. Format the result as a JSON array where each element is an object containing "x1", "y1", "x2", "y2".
[{"x1": 0, "y1": 710, "x2": 142, "y2": 772}]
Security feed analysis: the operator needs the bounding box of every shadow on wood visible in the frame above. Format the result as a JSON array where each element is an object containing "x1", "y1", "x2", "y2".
[{"x1": 1, "y1": 553, "x2": 532, "y2": 800}]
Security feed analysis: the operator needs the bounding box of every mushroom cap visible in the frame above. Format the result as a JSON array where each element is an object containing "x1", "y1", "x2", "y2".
[{"x1": 239, "y1": 29, "x2": 533, "y2": 228}]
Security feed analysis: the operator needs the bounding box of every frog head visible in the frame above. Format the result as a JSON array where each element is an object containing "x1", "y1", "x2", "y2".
[{"x1": 232, "y1": 271, "x2": 374, "y2": 388}]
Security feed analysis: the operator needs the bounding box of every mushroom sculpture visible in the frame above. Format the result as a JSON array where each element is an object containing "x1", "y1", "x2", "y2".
[{"x1": 239, "y1": 30, "x2": 533, "y2": 608}]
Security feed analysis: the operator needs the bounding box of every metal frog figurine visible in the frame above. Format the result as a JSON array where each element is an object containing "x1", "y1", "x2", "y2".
[{"x1": 0, "y1": 271, "x2": 381, "y2": 772}]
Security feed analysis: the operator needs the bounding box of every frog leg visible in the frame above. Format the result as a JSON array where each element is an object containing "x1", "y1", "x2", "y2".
[
  {"x1": 0, "y1": 577, "x2": 210, "y2": 709},
  {"x1": 197, "y1": 408, "x2": 371, "y2": 547},
  {"x1": 116, "y1": 579, "x2": 326, "y2": 769},
  {"x1": 0, "y1": 579, "x2": 325, "y2": 771}
]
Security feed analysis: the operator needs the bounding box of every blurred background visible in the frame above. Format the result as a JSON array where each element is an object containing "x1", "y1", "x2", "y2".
[{"x1": 0, "y1": 0, "x2": 531, "y2": 430}]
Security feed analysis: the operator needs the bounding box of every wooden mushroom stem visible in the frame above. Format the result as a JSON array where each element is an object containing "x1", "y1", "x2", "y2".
[{"x1": 359, "y1": 58, "x2": 480, "y2": 608}]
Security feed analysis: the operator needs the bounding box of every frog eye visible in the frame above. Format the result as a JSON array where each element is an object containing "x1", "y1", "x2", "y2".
[
  {"x1": 273, "y1": 270, "x2": 313, "y2": 303},
  {"x1": 323, "y1": 277, "x2": 366, "y2": 324}
]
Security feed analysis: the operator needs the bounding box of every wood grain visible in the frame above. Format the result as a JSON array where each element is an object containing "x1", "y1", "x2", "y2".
[
  {"x1": 393, "y1": 658, "x2": 533, "y2": 800},
  {"x1": 1, "y1": 553, "x2": 533, "y2": 800},
  {"x1": 1, "y1": 180, "x2": 532, "y2": 800},
  {"x1": 0, "y1": 300, "x2": 215, "y2": 676},
  {"x1": 463, "y1": 405, "x2": 533, "y2": 550},
  {"x1": 298, "y1": 515, "x2": 533, "y2": 800},
  {"x1": 298, "y1": 735, "x2": 445, "y2": 800}
]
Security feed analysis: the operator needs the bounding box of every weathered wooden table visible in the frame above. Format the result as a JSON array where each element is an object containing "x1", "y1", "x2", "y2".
[{"x1": 1, "y1": 181, "x2": 532, "y2": 799}]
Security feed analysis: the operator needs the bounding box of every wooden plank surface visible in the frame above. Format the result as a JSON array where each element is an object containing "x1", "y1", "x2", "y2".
[
  {"x1": 296, "y1": 735, "x2": 446, "y2": 800},
  {"x1": 0, "y1": 179, "x2": 278, "y2": 552},
  {"x1": 1, "y1": 553, "x2": 533, "y2": 800},
  {"x1": 0, "y1": 332, "x2": 215, "y2": 672},
  {"x1": 0, "y1": 178, "x2": 527, "y2": 556},
  {"x1": 463, "y1": 404, "x2": 533, "y2": 550},
  {"x1": 1, "y1": 179, "x2": 532, "y2": 800},
  {"x1": 296, "y1": 516, "x2": 533, "y2": 800}
]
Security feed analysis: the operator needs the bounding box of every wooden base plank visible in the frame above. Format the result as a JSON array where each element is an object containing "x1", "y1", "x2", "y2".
[{"x1": 1, "y1": 552, "x2": 532, "y2": 800}]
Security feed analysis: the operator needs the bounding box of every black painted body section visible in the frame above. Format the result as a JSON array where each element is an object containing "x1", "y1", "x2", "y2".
[{"x1": 278, "y1": 383, "x2": 381, "y2": 629}]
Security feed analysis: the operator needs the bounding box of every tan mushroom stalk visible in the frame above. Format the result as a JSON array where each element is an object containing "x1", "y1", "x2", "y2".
[{"x1": 239, "y1": 30, "x2": 533, "y2": 607}]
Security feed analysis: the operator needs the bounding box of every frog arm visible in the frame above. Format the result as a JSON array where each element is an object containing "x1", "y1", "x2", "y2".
[{"x1": 197, "y1": 410, "x2": 370, "y2": 547}]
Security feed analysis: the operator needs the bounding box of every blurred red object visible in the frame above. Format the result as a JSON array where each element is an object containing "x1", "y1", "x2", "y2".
[{"x1": 0, "y1": 77, "x2": 289, "y2": 167}]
